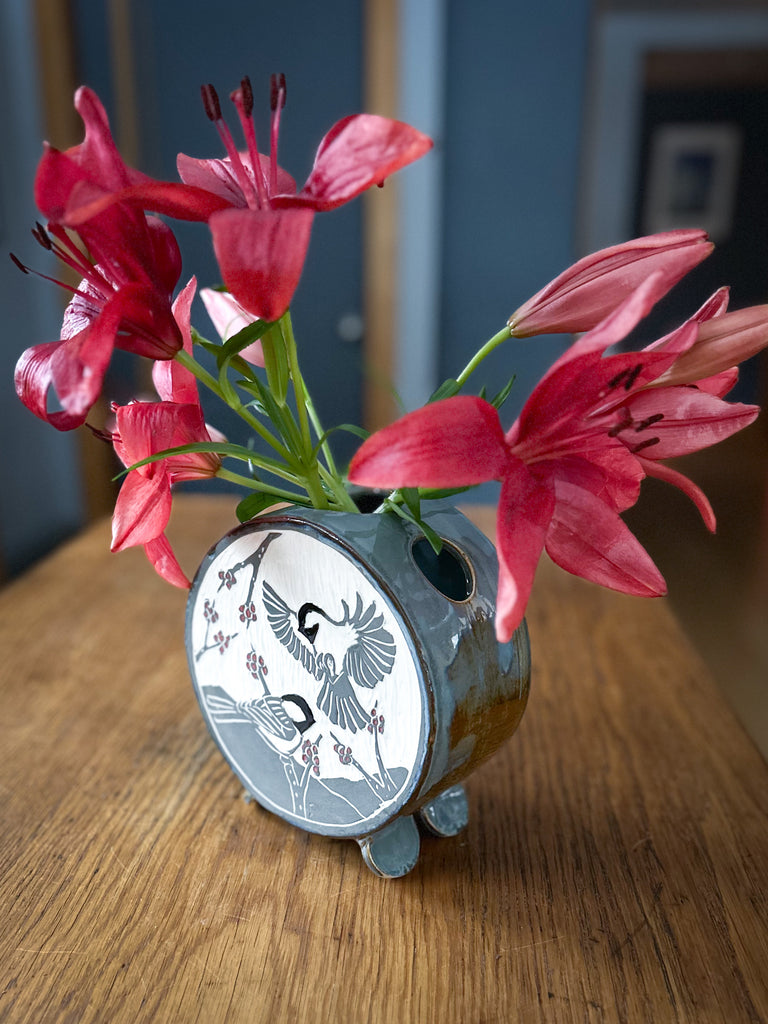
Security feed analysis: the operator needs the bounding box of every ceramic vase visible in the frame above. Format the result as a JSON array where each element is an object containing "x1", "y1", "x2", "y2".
[{"x1": 185, "y1": 504, "x2": 530, "y2": 877}]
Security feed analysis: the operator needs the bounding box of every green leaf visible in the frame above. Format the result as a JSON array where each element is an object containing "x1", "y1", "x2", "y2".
[
  {"x1": 260, "y1": 325, "x2": 290, "y2": 406},
  {"x1": 238, "y1": 377, "x2": 303, "y2": 453},
  {"x1": 236, "y1": 491, "x2": 284, "y2": 522},
  {"x1": 215, "y1": 319, "x2": 272, "y2": 368},
  {"x1": 418, "y1": 485, "x2": 473, "y2": 501},
  {"x1": 428, "y1": 378, "x2": 461, "y2": 403},
  {"x1": 113, "y1": 441, "x2": 298, "y2": 484},
  {"x1": 381, "y1": 498, "x2": 443, "y2": 554},
  {"x1": 490, "y1": 374, "x2": 516, "y2": 410},
  {"x1": 401, "y1": 486, "x2": 421, "y2": 521},
  {"x1": 311, "y1": 422, "x2": 370, "y2": 458},
  {"x1": 194, "y1": 338, "x2": 223, "y2": 360}
]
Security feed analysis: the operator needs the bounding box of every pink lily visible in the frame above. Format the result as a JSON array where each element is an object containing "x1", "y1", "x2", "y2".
[
  {"x1": 507, "y1": 230, "x2": 713, "y2": 337},
  {"x1": 199, "y1": 287, "x2": 265, "y2": 366},
  {"x1": 349, "y1": 276, "x2": 761, "y2": 641},
  {"x1": 34, "y1": 86, "x2": 185, "y2": 300},
  {"x1": 64, "y1": 75, "x2": 432, "y2": 321},
  {"x1": 36, "y1": 86, "x2": 227, "y2": 238},
  {"x1": 111, "y1": 279, "x2": 222, "y2": 586},
  {"x1": 13, "y1": 217, "x2": 183, "y2": 430},
  {"x1": 15, "y1": 87, "x2": 185, "y2": 428}
]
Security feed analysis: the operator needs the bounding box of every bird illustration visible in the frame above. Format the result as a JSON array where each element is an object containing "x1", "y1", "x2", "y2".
[
  {"x1": 262, "y1": 581, "x2": 397, "y2": 733},
  {"x1": 205, "y1": 689, "x2": 315, "y2": 757},
  {"x1": 204, "y1": 656, "x2": 319, "y2": 819}
]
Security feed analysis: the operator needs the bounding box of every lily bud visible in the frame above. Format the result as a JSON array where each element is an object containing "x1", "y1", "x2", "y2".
[
  {"x1": 507, "y1": 230, "x2": 713, "y2": 338},
  {"x1": 655, "y1": 304, "x2": 768, "y2": 388}
]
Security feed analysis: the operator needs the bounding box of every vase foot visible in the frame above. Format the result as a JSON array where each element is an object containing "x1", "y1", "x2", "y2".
[
  {"x1": 358, "y1": 815, "x2": 420, "y2": 877},
  {"x1": 417, "y1": 784, "x2": 469, "y2": 837}
]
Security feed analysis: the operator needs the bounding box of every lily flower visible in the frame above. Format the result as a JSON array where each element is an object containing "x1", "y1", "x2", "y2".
[
  {"x1": 13, "y1": 217, "x2": 183, "y2": 430},
  {"x1": 111, "y1": 279, "x2": 223, "y2": 586},
  {"x1": 349, "y1": 276, "x2": 761, "y2": 641},
  {"x1": 14, "y1": 86, "x2": 186, "y2": 428},
  {"x1": 63, "y1": 75, "x2": 432, "y2": 322},
  {"x1": 507, "y1": 229, "x2": 713, "y2": 337}
]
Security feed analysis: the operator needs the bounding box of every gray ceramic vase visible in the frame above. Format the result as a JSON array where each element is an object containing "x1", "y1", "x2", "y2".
[{"x1": 185, "y1": 504, "x2": 530, "y2": 877}]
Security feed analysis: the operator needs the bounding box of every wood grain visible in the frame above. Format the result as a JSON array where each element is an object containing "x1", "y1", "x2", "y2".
[{"x1": 1, "y1": 496, "x2": 767, "y2": 1023}]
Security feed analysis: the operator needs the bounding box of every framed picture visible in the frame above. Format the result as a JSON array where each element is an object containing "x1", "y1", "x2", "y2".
[
  {"x1": 579, "y1": 11, "x2": 768, "y2": 252},
  {"x1": 642, "y1": 122, "x2": 742, "y2": 242}
]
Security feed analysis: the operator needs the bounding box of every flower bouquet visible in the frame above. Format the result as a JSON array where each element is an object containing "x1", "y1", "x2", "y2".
[{"x1": 11, "y1": 76, "x2": 768, "y2": 874}]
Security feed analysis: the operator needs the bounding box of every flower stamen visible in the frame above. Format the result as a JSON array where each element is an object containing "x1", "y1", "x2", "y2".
[
  {"x1": 269, "y1": 72, "x2": 286, "y2": 194},
  {"x1": 608, "y1": 363, "x2": 644, "y2": 392},
  {"x1": 230, "y1": 76, "x2": 269, "y2": 209},
  {"x1": 628, "y1": 436, "x2": 661, "y2": 454},
  {"x1": 635, "y1": 413, "x2": 664, "y2": 432},
  {"x1": 201, "y1": 82, "x2": 260, "y2": 210}
]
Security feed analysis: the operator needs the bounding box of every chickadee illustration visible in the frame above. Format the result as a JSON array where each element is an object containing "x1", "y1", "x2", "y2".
[
  {"x1": 206, "y1": 690, "x2": 315, "y2": 757},
  {"x1": 262, "y1": 582, "x2": 396, "y2": 732}
]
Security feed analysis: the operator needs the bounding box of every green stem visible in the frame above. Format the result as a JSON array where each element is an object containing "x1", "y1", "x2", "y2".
[
  {"x1": 317, "y1": 465, "x2": 359, "y2": 512},
  {"x1": 216, "y1": 467, "x2": 310, "y2": 504},
  {"x1": 279, "y1": 309, "x2": 344, "y2": 481},
  {"x1": 175, "y1": 348, "x2": 298, "y2": 467},
  {"x1": 280, "y1": 311, "x2": 313, "y2": 454},
  {"x1": 305, "y1": 392, "x2": 340, "y2": 477},
  {"x1": 455, "y1": 324, "x2": 512, "y2": 388}
]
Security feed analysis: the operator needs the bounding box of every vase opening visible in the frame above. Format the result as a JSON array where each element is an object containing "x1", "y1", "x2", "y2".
[{"x1": 410, "y1": 537, "x2": 474, "y2": 602}]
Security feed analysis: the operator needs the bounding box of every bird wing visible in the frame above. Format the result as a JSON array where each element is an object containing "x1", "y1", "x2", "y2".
[
  {"x1": 205, "y1": 692, "x2": 246, "y2": 724},
  {"x1": 204, "y1": 692, "x2": 295, "y2": 743},
  {"x1": 316, "y1": 669, "x2": 368, "y2": 733},
  {"x1": 341, "y1": 594, "x2": 397, "y2": 689},
  {"x1": 241, "y1": 695, "x2": 297, "y2": 742},
  {"x1": 262, "y1": 581, "x2": 316, "y2": 674}
]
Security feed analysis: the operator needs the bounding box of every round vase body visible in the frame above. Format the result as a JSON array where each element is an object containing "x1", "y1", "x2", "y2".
[{"x1": 185, "y1": 505, "x2": 530, "y2": 875}]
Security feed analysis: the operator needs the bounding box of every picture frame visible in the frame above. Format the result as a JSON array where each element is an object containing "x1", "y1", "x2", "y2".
[{"x1": 642, "y1": 122, "x2": 742, "y2": 242}]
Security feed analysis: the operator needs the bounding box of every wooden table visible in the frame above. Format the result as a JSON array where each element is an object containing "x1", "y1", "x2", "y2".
[{"x1": 1, "y1": 496, "x2": 767, "y2": 1023}]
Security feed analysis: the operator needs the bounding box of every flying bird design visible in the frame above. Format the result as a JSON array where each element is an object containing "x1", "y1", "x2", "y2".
[{"x1": 262, "y1": 581, "x2": 397, "y2": 732}]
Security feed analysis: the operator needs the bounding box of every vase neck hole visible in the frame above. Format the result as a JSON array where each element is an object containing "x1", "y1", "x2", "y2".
[
  {"x1": 410, "y1": 537, "x2": 474, "y2": 603},
  {"x1": 353, "y1": 491, "x2": 385, "y2": 514}
]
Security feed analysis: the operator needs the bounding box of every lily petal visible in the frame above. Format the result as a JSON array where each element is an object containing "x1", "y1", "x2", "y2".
[
  {"x1": 209, "y1": 205, "x2": 315, "y2": 321},
  {"x1": 638, "y1": 458, "x2": 717, "y2": 533},
  {"x1": 143, "y1": 534, "x2": 191, "y2": 588},
  {"x1": 623, "y1": 387, "x2": 759, "y2": 459},
  {"x1": 15, "y1": 286, "x2": 131, "y2": 429},
  {"x1": 545, "y1": 478, "x2": 667, "y2": 597},
  {"x1": 62, "y1": 178, "x2": 233, "y2": 226},
  {"x1": 153, "y1": 277, "x2": 199, "y2": 404},
  {"x1": 114, "y1": 400, "x2": 219, "y2": 479},
  {"x1": 199, "y1": 287, "x2": 265, "y2": 366},
  {"x1": 348, "y1": 396, "x2": 510, "y2": 489},
  {"x1": 178, "y1": 152, "x2": 296, "y2": 206},
  {"x1": 287, "y1": 114, "x2": 433, "y2": 212},
  {"x1": 494, "y1": 460, "x2": 555, "y2": 642},
  {"x1": 111, "y1": 465, "x2": 172, "y2": 551}
]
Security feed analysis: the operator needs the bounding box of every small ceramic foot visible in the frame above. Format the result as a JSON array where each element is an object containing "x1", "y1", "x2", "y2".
[
  {"x1": 417, "y1": 784, "x2": 469, "y2": 837},
  {"x1": 358, "y1": 815, "x2": 420, "y2": 877}
]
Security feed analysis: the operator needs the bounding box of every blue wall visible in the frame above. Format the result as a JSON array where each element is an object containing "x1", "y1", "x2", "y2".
[
  {"x1": 3, "y1": 0, "x2": 592, "y2": 575},
  {"x1": 74, "y1": 0, "x2": 366, "y2": 460},
  {"x1": 0, "y1": 2, "x2": 84, "y2": 576},
  {"x1": 438, "y1": 0, "x2": 591, "y2": 422}
]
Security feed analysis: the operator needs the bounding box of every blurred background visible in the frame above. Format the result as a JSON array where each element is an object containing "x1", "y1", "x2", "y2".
[{"x1": 1, "y1": 0, "x2": 766, "y2": 753}]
